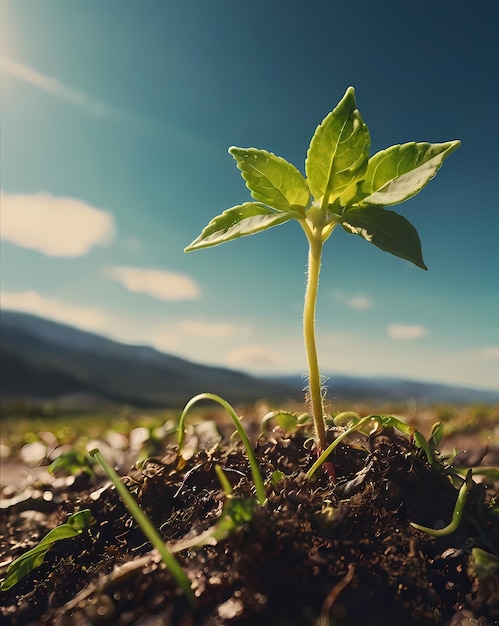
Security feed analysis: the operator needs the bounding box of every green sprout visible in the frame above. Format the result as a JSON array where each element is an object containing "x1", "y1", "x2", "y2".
[
  {"x1": 1, "y1": 509, "x2": 94, "y2": 591},
  {"x1": 306, "y1": 412, "x2": 438, "y2": 480},
  {"x1": 90, "y1": 448, "x2": 194, "y2": 606},
  {"x1": 164, "y1": 464, "x2": 255, "y2": 554},
  {"x1": 185, "y1": 86, "x2": 460, "y2": 452},
  {"x1": 48, "y1": 445, "x2": 98, "y2": 478},
  {"x1": 177, "y1": 393, "x2": 266, "y2": 505},
  {"x1": 410, "y1": 469, "x2": 472, "y2": 537}
]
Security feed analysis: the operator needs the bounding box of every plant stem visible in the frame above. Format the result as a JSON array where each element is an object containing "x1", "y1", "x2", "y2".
[
  {"x1": 303, "y1": 232, "x2": 327, "y2": 451},
  {"x1": 90, "y1": 448, "x2": 195, "y2": 605}
]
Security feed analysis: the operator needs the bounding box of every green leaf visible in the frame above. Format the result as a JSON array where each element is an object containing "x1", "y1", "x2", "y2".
[
  {"x1": 184, "y1": 202, "x2": 300, "y2": 251},
  {"x1": 210, "y1": 497, "x2": 255, "y2": 542},
  {"x1": 429, "y1": 421, "x2": 444, "y2": 449},
  {"x1": 271, "y1": 470, "x2": 286, "y2": 484},
  {"x1": 229, "y1": 147, "x2": 310, "y2": 213},
  {"x1": 1, "y1": 509, "x2": 93, "y2": 591},
  {"x1": 305, "y1": 86, "x2": 370, "y2": 207},
  {"x1": 359, "y1": 140, "x2": 460, "y2": 206},
  {"x1": 341, "y1": 206, "x2": 427, "y2": 269},
  {"x1": 469, "y1": 547, "x2": 499, "y2": 579}
]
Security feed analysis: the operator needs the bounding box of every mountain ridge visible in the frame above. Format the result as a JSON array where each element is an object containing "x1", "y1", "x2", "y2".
[
  {"x1": 0, "y1": 310, "x2": 298, "y2": 408},
  {"x1": 1, "y1": 310, "x2": 498, "y2": 409}
]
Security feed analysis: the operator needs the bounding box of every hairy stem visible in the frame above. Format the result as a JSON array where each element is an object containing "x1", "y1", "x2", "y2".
[{"x1": 303, "y1": 232, "x2": 327, "y2": 451}]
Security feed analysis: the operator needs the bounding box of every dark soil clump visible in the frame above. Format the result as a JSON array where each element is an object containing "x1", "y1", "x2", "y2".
[{"x1": 1, "y1": 423, "x2": 498, "y2": 625}]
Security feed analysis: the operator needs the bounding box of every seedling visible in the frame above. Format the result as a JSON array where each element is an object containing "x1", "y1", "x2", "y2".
[
  {"x1": 185, "y1": 86, "x2": 460, "y2": 453},
  {"x1": 1, "y1": 509, "x2": 94, "y2": 591},
  {"x1": 90, "y1": 448, "x2": 194, "y2": 605},
  {"x1": 48, "y1": 445, "x2": 98, "y2": 478},
  {"x1": 306, "y1": 412, "x2": 437, "y2": 480},
  {"x1": 410, "y1": 469, "x2": 472, "y2": 537},
  {"x1": 163, "y1": 464, "x2": 255, "y2": 553},
  {"x1": 177, "y1": 392, "x2": 266, "y2": 504}
]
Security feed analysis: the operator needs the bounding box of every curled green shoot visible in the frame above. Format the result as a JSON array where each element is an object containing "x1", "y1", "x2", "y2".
[
  {"x1": 177, "y1": 393, "x2": 266, "y2": 505},
  {"x1": 89, "y1": 448, "x2": 194, "y2": 606},
  {"x1": 410, "y1": 469, "x2": 472, "y2": 537}
]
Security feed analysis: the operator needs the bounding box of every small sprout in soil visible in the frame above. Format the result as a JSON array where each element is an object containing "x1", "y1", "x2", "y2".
[
  {"x1": 89, "y1": 448, "x2": 195, "y2": 606},
  {"x1": 214, "y1": 463, "x2": 234, "y2": 496},
  {"x1": 410, "y1": 469, "x2": 472, "y2": 537},
  {"x1": 48, "y1": 445, "x2": 98, "y2": 478},
  {"x1": 259, "y1": 410, "x2": 300, "y2": 435},
  {"x1": 169, "y1": 464, "x2": 255, "y2": 552},
  {"x1": 306, "y1": 412, "x2": 439, "y2": 480},
  {"x1": 185, "y1": 86, "x2": 460, "y2": 454},
  {"x1": 1, "y1": 509, "x2": 94, "y2": 591},
  {"x1": 468, "y1": 546, "x2": 499, "y2": 579},
  {"x1": 177, "y1": 393, "x2": 266, "y2": 505}
]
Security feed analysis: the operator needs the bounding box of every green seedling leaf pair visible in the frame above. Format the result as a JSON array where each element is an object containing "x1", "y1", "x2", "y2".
[
  {"x1": 185, "y1": 86, "x2": 460, "y2": 452},
  {"x1": 1, "y1": 509, "x2": 94, "y2": 591},
  {"x1": 259, "y1": 409, "x2": 312, "y2": 435},
  {"x1": 48, "y1": 446, "x2": 97, "y2": 477}
]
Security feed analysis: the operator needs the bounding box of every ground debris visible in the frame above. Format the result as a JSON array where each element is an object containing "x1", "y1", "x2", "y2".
[{"x1": 1, "y1": 427, "x2": 498, "y2": 625}]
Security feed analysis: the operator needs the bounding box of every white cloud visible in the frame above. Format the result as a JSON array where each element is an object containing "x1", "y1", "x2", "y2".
[
  {"x1": 462, "y1": 346, "x2": 499, "y2": 360},
  {"x1": 0, "y1": 55, "x2": 171, "y2": 140},
  {"x1": 226, "y1": 345, "x2": 284, "y2": 370},
  {"x1": 0, "y1": 54, "x2": 110, "y2": 118},
  {"x1": 332, "y1": 291, "x2": 373, "y2": 310},
  {"x1": 1, "y1": 192, "x2": 115, "y2": 257},
  {"x1": 1, "y1": 291, "x2": 109, "y2": 332},
  {"x1": 478, "y1": 346, "x2": 499, "y2": 359},
  {"x1": 103, "y1": 266, "x2": 201, "y2": 301},
  {"x1": 387, "y1": 324, "x2": 428, "y2": 340},
  {"x1": 124, "y1": 236, "x2": 143, "y2": 254},
  {"x1": 148, "y1": 330, "x2": 182, "y2": 353},
  {"x1": 178, "y1": 320, "x2": 235, "y2": 338}
]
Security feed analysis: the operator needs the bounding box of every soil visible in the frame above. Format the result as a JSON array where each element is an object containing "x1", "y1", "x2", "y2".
[{"x1": 1, "y1": 414, "x2": 498, "y2": 626}]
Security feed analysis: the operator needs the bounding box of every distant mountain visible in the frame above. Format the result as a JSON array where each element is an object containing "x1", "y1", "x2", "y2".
[
  {"x1": 0, "y1": 311, "x2": 299, "y2": 409},
  {"x1": 269, "y1": 374, "x2": 499, "y2": 405},
  {"x1": 1, "y1": 311, "x2": 498, "y2": 411}
]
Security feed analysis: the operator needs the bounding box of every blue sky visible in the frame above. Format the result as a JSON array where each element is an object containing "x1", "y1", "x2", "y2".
[{"x1": 1, "y1": 0, "x2": 498, "y2": 390}]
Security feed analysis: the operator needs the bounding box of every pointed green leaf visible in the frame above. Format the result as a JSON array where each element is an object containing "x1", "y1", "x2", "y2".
[
  {"x1": 184, "y1": 203, "x2": 300, "y2": 251},
  {"x1": 359, "y1": 140, "x2": 460, "y2": 206},
  {"x1": 1, "y1": 546, "x2": 52, "y2": 591},
  {"x1": 1, "y1": 509, "x2": 93, "y2": 591},
  {"x1": 341, "y1": 206, "x2": 427, "y2": 269},
  {"x1": 305, "y1": 86, "x2": 370, "y2": 207},
  {"x1": 229, "y1": 147, "x2": 310, "y2": 213}
]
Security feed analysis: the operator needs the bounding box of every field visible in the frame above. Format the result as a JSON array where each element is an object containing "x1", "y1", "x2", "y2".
[
  {"x1": 2, "y1": 400, "x2": 498, "y2": 478},
  {"x1": 1, "y1": 401, "x2": 498, "y2": 625}
]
